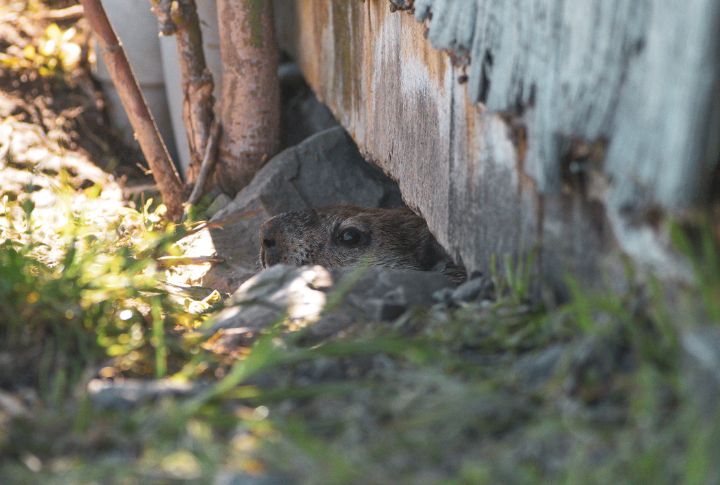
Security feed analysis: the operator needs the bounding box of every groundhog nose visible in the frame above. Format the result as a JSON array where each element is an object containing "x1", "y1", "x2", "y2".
[
  {"x1": 262, "y1": 238, "x2": 279, "y2": 267},
  {"x1": 260, "y1": 224, "x2": 281, "y2": 267},
  {"x1": 262, "y1": 237, "x2": 276, "y2": 249}
]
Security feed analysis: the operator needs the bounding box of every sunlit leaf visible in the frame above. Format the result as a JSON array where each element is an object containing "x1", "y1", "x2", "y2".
[
  {"x1": 44, "y1": 23, "x2": 61, "y2": 39},
  {"x1": 22, "y1": 44, "x2": 36, "y2": 60},
  {"x1": 61, "y1": 26, "x2": 76, "y2": 42},
  {"x1": 60, "y1": 42, "x2": 81, "y2": 71},
  {"x1": 39, "y1": 38, "x2": 56, "y2": 57}
]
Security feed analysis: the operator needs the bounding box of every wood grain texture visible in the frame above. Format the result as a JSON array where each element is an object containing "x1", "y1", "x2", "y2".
[{"x1": 275, "y1": 0, "x2": 720, "y2": 286}]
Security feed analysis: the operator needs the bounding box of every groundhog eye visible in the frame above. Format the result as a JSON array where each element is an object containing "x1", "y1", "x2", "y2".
[{"x1": 337, "y1": 227, "x2": 363, "y2": 247}]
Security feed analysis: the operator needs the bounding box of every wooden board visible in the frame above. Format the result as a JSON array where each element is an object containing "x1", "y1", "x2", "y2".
[{"x1": 275, "y1": 0, "x2": 720, "y2": 289}]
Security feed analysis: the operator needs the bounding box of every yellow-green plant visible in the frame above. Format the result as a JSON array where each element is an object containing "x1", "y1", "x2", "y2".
[{"x1": 0, "y1": 23, "x2": 82, "y2": 76}]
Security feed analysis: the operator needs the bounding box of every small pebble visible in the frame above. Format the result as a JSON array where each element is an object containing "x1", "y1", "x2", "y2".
[
  {"x1": 451, "y1": 276, "x2": 494, "y2": 302},
  {"x1": 206, "y1": 193, "x2": 232, "y2": 217}
]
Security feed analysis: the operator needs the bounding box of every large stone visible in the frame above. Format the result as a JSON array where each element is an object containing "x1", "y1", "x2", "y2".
[
  {"x1": 87, "y1": 378, "x2": 205, "y2": 410},
  {"x1": 681, "y1": 327, "x2": 720, "y2": 417},
  {"x1": 205, "y1": 264, "x2": 454, "y2": 350},
  {"x1": 172, "y1": 127, "x2": 403, "y2": 293}
]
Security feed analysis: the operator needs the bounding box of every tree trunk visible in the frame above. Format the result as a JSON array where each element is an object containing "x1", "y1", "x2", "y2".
[{"x1": 215, "y1": 0, "x2": 280, "y2": 194}]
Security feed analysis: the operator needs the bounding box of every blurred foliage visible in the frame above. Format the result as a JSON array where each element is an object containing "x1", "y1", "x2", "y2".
[
  {"x1": 0, "y1": 191, "x2": 213, "y2": 395},
  {"x1": 2, "y1": 182, "x2": 718, "y2": 483},
  {"x1": 0, "y1": 22, "x2": 82, "y2": 77}
]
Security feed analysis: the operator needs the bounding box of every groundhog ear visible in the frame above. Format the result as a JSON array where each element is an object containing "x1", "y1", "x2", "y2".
[{"x1": 415, "y1": 236, "x2": 451, "y2": 271}]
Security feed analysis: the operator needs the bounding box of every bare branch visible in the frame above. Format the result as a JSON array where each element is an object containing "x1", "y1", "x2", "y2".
[
  {"x1": 151, "y1": 0, "x2": 216, "y2": 183},
  {"x1": 32, "y1": 4, "x2": 84, "y2": 22},
  {"x1": 156, "y1": 255, "x2": 225, "y2": 267},
  {"x1": 80, "y1": 0, "x2": 185, "y2": 219},
  {"x1": 151, "y1": 0, "x2": 175, "y2": 35},
  {"x1": 188, "y1": 119, "x2": 222, "y2": 206}
]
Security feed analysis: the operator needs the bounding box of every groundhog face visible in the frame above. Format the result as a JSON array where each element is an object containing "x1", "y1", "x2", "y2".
[{"x1": 259, "y1": 205, "x2": 450, "y2": 272}]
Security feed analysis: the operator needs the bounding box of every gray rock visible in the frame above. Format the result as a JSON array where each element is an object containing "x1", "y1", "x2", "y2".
[
  {"x1": 682, "y1": 326, "x2": 720, "y2": 415},
  {"x1": 450, "y1": 275, "x2": 495, "y2": 302},
  {"x1": 87, "y1": 379, "x2": 206, "y2": 410},
  {"x1": 432, "y1": 275, "x2": 494, "y2": 304},
  {"x1": 214, "y1": 471, "x2": 286, "y2": 485},
  {"x1": 206, "y1": 264, "x2": 454, "y2": 348},
  {"x1": 432, "y1": 287, "x2": 454, "y2": 304},
  {"x1": 209, "y1": 265, "x2": 333, "y2": 334},
  {"x1": 511, "y1": 345, "x2": 566, "y2": 391},
  {"x1": 682, "y1": 327, "x2": 720, "y2": 385},
  {"x1": 205, "y1": 193, "x2": 232, "y2": 218},
  {"x1": 0, "y1": 389, "x2": 29, "y2": 417},
  {"x1": 173, "y1": 127, "x2": 403, "y2": 294}
]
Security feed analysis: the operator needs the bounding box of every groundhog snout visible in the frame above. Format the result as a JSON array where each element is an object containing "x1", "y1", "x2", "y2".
[{"x1": 260, "y1": 219, "x2": 283, "y2": 268}]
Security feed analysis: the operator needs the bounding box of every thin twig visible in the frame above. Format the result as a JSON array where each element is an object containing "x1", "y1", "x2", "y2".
[
  {"x1": 188, "y1": 119, "x2": 221, "y2": 205},
  {"x1": 182, "y1": 208, "x2": 262, "y2": 237},
  {"x1": 151, "y1": 0, "x2": 175, "y2": 35},
  {"x1": 151, "y1": 0, "x2": 215, "y2": 183},
  {"x1": 156, "y1": 255, "x2": 225, "y2": 267},
  {"x1": 159, "y1": 281, "x2": 220, "y2": 300},
  {"x1": 32, "y1": 5, "x2": 85, "y2": 22}
]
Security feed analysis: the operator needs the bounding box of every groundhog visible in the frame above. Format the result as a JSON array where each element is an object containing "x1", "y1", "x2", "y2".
[{"x1": 259, "y1": 205, "x2": 466, "y2": 282}]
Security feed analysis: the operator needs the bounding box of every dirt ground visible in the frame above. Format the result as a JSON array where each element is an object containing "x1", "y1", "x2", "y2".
[
  {"x1": 0, "y1": 0, "x2": 164, "y2": 263},
  {"x1": 0, "y1": 0, "x2": 151, "y2": 186}
]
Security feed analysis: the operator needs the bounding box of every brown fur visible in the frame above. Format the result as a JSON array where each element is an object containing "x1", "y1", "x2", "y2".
[{"x1": 259, "y1": 205, "x2": 465, "y2": 281}]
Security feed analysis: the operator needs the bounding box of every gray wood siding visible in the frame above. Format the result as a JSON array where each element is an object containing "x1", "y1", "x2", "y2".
[{"x1": 275, "y1": 0, "x2": 719, "y2": 287}]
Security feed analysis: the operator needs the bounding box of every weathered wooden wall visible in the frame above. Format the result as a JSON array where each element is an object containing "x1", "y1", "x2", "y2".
[{"x1": 274, "y1": 0, "x2": 720, "y2": 289}]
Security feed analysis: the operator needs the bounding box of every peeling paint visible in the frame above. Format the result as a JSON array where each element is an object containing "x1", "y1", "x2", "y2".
[{"x1": 410, "y1": 0, "x2": 719, "y2": 213}]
